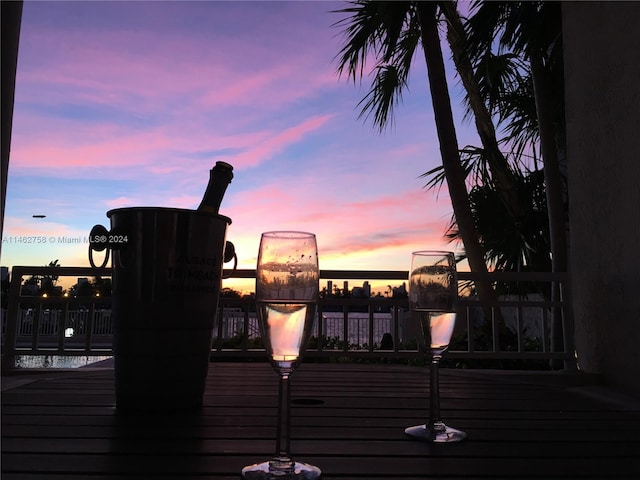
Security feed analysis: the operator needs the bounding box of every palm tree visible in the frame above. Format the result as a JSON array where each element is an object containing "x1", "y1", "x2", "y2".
[
  {"x1": 465, "y1": 1, "x2": 567, "y2": 271},
  {"x1": 333, "y1": 1, "x2": 496, "y2": 307}
]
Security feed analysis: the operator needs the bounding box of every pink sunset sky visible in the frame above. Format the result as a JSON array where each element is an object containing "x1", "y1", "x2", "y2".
[{"x1": 1, "y1": 1, "x2": 479, "y2": 293}]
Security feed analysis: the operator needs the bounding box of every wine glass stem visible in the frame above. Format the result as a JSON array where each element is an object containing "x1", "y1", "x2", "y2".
[
  {"x1": 275, "y1": 373, "x2": 292, "y2": 461},
  {"x1": 429, "y1": 356, "x2": 441, "y2": 425}
]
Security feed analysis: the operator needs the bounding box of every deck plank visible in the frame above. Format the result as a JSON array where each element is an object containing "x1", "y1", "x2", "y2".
[{"x1": 2, "y1": 362, "x2": 640, "y2": 479}]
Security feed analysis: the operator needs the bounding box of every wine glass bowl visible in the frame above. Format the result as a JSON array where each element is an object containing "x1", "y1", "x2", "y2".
[
  {"x1": 405, "y1": 251, "x2": 466, "y2": 443},
  {"x1": 241, "y1": 231, "x2": 321, "y2": 480}
]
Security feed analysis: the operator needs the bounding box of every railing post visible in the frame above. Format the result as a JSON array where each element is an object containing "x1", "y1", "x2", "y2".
[
  {"x1": 84, "y1": 300, "x2": 95, "y2": 353},
  {"x1": 392, "y1": 306, "x2": 400, "y2": 354},
  {"x1": 464, "y1": 305, "x2": 473, "y2": 353},
  {"x1": 213, "y1": 302, "x2": 223, "y2": 352},
  {"x1": 368, "y1": 305, "x2": 374, "y2": 352},
  {"x1": 243, "y1": 304, "x2": 251, "y2": 351},
  {"x1": 31, "y1": 298, "x2": 42, "y2": 354},
  {"x1": 550, "y1": 277, "x2": 564, "y2": 370},
  {"x1": 57, "y1": 301, "x2": 66, "y2": 352},
  {"x1": 342, "y1": 303, "x2": 349, "y2": 353},
  {"x1": 316, "y1": 302, "x2": 324, "y2": 353},
  {"x1": 559, "y1": 275, "x2": 578, "y2": 371},
  {"x1": 1, "y1": 267, "x2": 23, "y2": 372},
  {"x1": 491, "y1": 304, "x2": 499, "y2": 354}
]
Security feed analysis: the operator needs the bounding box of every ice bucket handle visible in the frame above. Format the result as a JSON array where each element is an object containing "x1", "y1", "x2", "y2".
[
  {"x1": 88, "y1": 224, "x2": 115, "y2": 269},
  {"x1": 222, "y1": 240, "x2": 237, "y2": 279},
  {"x1": 88, "y1": 224, "x2": 238, "y2": 278}
]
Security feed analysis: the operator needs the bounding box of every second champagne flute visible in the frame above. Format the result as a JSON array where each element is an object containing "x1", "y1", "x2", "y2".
[
  {"x1": 241, "y1": 231, "x2": 321, "y2": 480},
  {"x1": 404, "y1": 250, "x2": 466, "y2": 443}
]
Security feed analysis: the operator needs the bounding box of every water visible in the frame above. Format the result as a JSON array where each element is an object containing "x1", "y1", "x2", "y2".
[
  {"x1": 222, "y1": 311, "x2": 405, "y2": 347},
  {"x1": 15, "y1": 355, "x2": 112, "y2": 369},
  {"x1": 321, "y1": 312, "x2": 396, "y2": 346}
]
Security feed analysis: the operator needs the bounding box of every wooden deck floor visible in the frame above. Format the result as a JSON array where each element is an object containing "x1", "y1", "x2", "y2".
[{"x1": 2, "y1": 362, "x2": 640, "y2": 479}]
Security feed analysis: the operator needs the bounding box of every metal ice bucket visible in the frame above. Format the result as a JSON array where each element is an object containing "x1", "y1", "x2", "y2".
[{"x1": 89, "y1": 207, "x2": 236, "y2": 411}]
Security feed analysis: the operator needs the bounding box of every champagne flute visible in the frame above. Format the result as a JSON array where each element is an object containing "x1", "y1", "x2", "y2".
[
  {"x1": 241, "y1": 231, "x2": 321, "y2": 480},
  {"x1": 404, "y1": 251, "x2": 466, "y2": 443}
]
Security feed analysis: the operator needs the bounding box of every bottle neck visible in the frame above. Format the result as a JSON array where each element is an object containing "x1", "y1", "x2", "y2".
[{"x1": 197, "y1": 162, "x2": 233, "y2": 214}]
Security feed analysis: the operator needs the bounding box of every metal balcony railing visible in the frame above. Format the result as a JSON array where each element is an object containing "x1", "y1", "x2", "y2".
[{"x1": 1, "y1": 266, "x2": 576, "y2": 371}]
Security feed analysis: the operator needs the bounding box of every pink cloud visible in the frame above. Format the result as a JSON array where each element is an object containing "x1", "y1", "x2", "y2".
[
  {"x1": 201, "y1": 64, "x2": 295, "y2": 108},
  {"x1": 218, "y1": 114, "x2": 334, "y2": 168}
]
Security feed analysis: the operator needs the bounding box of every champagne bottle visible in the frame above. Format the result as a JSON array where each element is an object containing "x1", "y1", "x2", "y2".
[{"x1": 197, "y1": 161, "x2": 234, "y2": 214}]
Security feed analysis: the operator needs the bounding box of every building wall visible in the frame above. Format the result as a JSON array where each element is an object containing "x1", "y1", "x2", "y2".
[{"x1": 563, "y1": 2, "x2": 640, "y2": 396}]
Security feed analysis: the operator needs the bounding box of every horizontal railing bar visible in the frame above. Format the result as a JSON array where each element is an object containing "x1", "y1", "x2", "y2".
[
  {"x1": 209, "y1": 350, "x2": 572, "y2": 360},
  {"x1": 459, "y1": 299, "x2": 565, "y2": 307},
  {"x1": 320, "y1": 270, "x2": 409, "y2": 280},
  {"x1": 223, "y1": 269, "x2": 412, "y2": 281},
  {"x1": 11, "y1": 348, "x2": 112, "y2": 355},
  {"x1": 10, "y1": 297, "x2": 113, "y2": 303},
  {"x1": 8, "y1": 265, "x2": 568, "y2": 280},
  {"x1": 9, "y1": 266, "x2": 112, "y2": 277},
  {"x1": 458, "y1": 271, "x2": 568, "y2": 282},
  {"x1": 226, "y1": 269, "x2": 568, "y2": 282}
]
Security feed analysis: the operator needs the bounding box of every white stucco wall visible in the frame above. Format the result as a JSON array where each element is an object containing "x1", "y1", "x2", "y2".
[{"x1": 563, "y1": 2, "x2": 640, "y2": 396}]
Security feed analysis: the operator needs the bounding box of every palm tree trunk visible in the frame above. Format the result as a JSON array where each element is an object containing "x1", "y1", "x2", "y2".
[
  {"x1": 530, "y1": 54, "x2": 569, "y2": 366},
  {"x1": 416, "y1": 2, "x2": 498, "y2": 316},
  {"x1": 441, "y1": 2, "x2": 528, "y2": 225}
]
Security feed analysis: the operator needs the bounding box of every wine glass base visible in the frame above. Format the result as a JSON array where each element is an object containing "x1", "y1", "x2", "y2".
[
  {"x1": 404, "y1": 422, "x2": 466, "y2": 443},
  {"x1": 241, "y1": 460, "x2": 322, "y2": 479}
]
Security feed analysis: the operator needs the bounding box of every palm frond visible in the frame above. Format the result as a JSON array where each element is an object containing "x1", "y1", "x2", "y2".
[
  {"x1": 474, "y1": 52, "x2": 526, "y2": 116},
  {"x1": 333, "y1": 1, "x2": 387, "y2": 82},
  {"x1": 356, "y1": 65, "x2": 406, "y2": 129},
  {"x1": 333, "y1": 1, "x2": 418, "y2": 131},
  {"x1": 333, "y1": 1, "x2": 414, "y2": 82},
  {"x1": 419, "y1": 164, "x2": 446, "y2": 191},
  {"x1": 497, "y1": 74, "x2": 539, "y2": 159}
]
